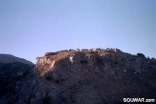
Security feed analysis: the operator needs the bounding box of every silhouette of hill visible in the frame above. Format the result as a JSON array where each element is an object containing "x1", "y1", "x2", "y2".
[{"x1": 0, "y1": 54, "x2": 34, "y2": 65}]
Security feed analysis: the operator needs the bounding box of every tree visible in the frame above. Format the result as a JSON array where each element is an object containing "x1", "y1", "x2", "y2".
[{"x1": 137, "y1": 53, "x2": 145, "y2": 58}]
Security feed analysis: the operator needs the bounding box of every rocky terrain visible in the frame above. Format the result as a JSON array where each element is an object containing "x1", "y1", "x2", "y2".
[
  {"x1": 0, "y1": 54, "x2": 34, "y2": 103},
  {"x1": 0, "y1": 48, "x2": 156, "y2": 104}
]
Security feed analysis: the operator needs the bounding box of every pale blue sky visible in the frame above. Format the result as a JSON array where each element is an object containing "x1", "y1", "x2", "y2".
[{"x1": 0, "y1": 0, "x2": 156, "y2": 63}]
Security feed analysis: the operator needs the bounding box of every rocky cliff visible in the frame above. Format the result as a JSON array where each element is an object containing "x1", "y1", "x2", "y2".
[{"x1": 1, "y1": 48, "x2": 156, "y2": 104}]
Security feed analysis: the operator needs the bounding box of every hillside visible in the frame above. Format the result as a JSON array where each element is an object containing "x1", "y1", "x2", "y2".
[
  {"x1": 0, "y1": 54, "x2": 34, "y2": 103},
  {"x1": 0, "y1": 54, "x2": 34, "y2": 65},
  {"x1": 1, "y1": 48, "x2": 156, "y2": 104}
]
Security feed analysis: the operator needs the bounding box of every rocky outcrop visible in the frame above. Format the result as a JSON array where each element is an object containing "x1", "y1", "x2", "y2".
[
  {"x1": 35, "y1": 48, "x2": 154, "y2": 76},
  {"x1": 1, "y1": 48, "x2": 156, "y2": 104}
]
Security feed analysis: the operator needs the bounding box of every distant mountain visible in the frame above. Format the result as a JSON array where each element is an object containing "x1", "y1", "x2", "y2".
[
  {"x1": 1, "y1": 48, "x2": 156, "y2": 104},
  {"x1": 0, "y1": 54, "x2": 34, "y2": 65}
]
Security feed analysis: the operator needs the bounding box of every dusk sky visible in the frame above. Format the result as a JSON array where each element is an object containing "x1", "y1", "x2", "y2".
[{"x1": 0, "y1": 0, "x2": 156, "y2": 63}]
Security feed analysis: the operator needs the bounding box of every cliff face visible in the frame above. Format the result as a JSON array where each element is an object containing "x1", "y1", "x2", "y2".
[
  {"x1": 35, "y1": 48, "x2": 155, "y2": 76},
  {"x1": 2, "y1": 48, "x2": 156, "y2": 104}
]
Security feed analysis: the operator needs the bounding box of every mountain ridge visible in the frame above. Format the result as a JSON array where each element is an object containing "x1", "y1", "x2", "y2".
[
  {"x1": 0, "y1": 53, "x2": 34, "y2": 65},
  {"x1": 1, "y1": 48, "x2": 156, "y2": 104}
]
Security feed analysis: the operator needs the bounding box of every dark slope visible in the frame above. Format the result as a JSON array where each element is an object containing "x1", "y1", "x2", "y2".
[
  {"x1": 0, "y1": 54, "x2": 34, "y2": 103},
  {"x1": 0, "y1": 54, "x2": 34, "y2": 65},
  {"x1": 1, "y1": 48, "x2": 156, "y2": 104}
]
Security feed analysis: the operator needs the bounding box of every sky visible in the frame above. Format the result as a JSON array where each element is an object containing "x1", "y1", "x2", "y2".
[{"x1": 0, "y1": 0, "x2": 156, "y2": 63}]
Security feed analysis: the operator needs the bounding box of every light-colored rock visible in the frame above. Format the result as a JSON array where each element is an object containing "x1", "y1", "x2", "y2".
[{"x1": 122, "y1": 69, "x2": 127, "y2": 73}]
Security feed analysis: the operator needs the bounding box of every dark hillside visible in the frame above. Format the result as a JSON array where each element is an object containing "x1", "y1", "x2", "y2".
[{"x1": 1, "y1": 48, "x2": 156, "y2": 104}]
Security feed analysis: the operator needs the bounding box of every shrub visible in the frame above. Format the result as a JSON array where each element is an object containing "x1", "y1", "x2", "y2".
[
  {"x1": 80, "y1": 59, "x2": 88, "y2": 64},
  {"x1": 137, "y1": 53, "x2": 145, "y2": 58},
  {"x1": 43, "y1": 96, "x2": 51, "y2": 104},
  {"x1": 45, "y1": 76, "x2": 52, "y2": 81}
]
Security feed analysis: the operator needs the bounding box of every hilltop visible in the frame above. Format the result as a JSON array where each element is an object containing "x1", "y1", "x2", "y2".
[
  {"x1": 1, "y1": 48, "x2": 156, "y2": 104},
  {"x1": 0, "y1": 54, "x2": 34, "y2": 65}
]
